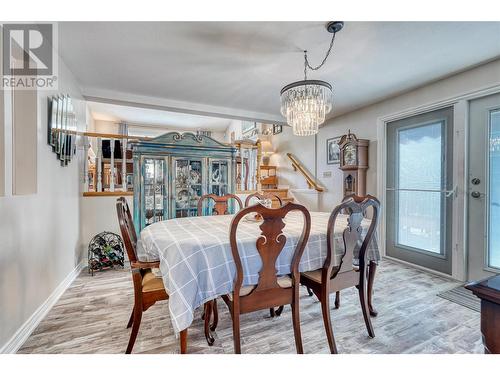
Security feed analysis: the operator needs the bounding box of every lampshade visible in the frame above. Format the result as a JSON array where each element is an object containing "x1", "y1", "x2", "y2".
[{"x1": 260, "y1": 140, "x2": 274, "y2": 154}]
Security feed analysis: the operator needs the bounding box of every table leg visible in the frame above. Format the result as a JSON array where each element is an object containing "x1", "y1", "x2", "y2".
[
  {"x1": 367, "y1": 261, "x2": 378, "y2": 317},
  {"x1": 180, "y1": 328, "x2": 188, "y2": 354},
  {"x1": 203, "y1": 301, "x2": 215, "y2": 346},
  {"x1": 211, "y1": 299, "x2": 219, "y2": 331}
]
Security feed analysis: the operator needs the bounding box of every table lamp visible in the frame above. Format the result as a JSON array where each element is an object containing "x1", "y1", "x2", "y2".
[{"x1": 260, "y1": 139, "x2": 274, "y2": 166}]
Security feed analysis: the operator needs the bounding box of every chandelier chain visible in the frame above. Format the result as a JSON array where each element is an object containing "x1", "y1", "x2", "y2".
[{"x1": 303, "y1": 31, "x2": 337, "y2": 80}]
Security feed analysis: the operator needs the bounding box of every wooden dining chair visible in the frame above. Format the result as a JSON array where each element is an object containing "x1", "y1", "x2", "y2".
[
  {"x1": 197, "y1": 193, "x2": 243, "y2": 216},
  {"x1": 195, "y1": 193, "x2": 242, "y2": 346},
  {"x1": 246, "y1": 191, "x2": 285, "y2": 317},
  {"x1": 116, "y1": 197, "x2": 170, "y2": 354},
  {"x1": 299, "y1": 195, "x2": 379, "y2": 354},
  {"x1": 221, "y1": 202, "x2": 311, "y2": 353},
  {"x1": 332, "y1": 194, "x2": 379, "y2": 315},
  {"x1": 244, "y1": 191, "x2": 283, "y2": 207}
]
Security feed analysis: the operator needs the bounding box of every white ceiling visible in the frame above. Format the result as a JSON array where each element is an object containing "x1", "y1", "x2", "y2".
[
  {"x1": 59, "y1": 22, "x2": 500, "y2": 122},
  {"x1": 88, "y1": 101, "x2": 232, "y2": 131}
]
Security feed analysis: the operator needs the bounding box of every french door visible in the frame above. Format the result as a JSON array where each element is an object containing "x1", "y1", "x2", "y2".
[
  {"x1": 467, "y1": 93, "x2": 500, "y2": 280},
  {"x1": 386, "y1": 107, "x2": 454, "y2": 274}
]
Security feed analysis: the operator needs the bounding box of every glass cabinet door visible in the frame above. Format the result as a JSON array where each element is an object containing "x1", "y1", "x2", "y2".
[
  {"x1": 209, "y1": 159, "x2": 229, "y2": 196},
  {"x1": 205, "y1": 159, "x2": 233, "y2": 214},
  {"x1": 142, "y1": 157, "x2": 167, "y2": 227},
  {"x1": 172, "y1": 158, "x2": 204, "y2": 218}
]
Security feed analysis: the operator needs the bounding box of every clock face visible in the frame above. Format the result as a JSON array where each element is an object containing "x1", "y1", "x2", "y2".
[{"x1": 343, "y1": 144, "x2": 357, "y2": 166}]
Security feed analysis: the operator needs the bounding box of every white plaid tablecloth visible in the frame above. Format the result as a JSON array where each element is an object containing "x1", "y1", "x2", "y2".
[{"x1": 136, "y1": 211, "x2": 379, "y2": 334}]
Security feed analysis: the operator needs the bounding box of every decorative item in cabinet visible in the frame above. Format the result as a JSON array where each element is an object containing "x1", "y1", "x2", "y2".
[
  {"x1": 143, "y1": 157, "x2": 167, "y2": 225},
  {"x1": 338, "y1": 130, "x2": 369, "y2": 197},
  {"x1": 130, "y1": 132, "x2": 236, "y2": 232},
  {"x1": 173, "y1": 158, "x2": 204, "y2": 218},
  {"x1": 260, "y1": 165, "x2": 278, "y2": 189},
  {"x1": 210, "y1": 160, "x2": 229, "y2": 196}
]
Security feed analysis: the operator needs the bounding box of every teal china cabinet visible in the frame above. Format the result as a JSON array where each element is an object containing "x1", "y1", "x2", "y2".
[{"x1": 130, "y1": 132, "x2": 236, "y2": 232}]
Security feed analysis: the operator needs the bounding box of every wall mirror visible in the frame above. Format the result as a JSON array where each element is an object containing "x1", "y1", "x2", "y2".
[{"x1": 47, "y1": 94, "x2": 77, "y2": 166}]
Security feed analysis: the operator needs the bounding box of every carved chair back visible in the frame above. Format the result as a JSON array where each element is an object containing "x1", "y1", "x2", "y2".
[
  {"x1": 229, "y1": 202, "x2": 311, "y2": 309},
  {"x1": 244, "y1": 191, "x2": 283, "y2": 207},
  {"x1": 197, "y1": 193, "x2": 243, "y2": 216},
  {"x1": 116, "y1": 197, "x2": 138, "y2": 263},
  {"x1": 325, "y1": 195, "x2": 379, "y2": 279}
]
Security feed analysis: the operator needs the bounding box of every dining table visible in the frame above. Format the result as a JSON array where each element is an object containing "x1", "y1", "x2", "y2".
[{"x1": 136, "y1": 210, "x2": 380, "y2": 353}]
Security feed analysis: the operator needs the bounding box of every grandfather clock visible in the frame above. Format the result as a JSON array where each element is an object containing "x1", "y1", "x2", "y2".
[{"x1": 339, "y1": 131, "x2": 369, "y2": 197}]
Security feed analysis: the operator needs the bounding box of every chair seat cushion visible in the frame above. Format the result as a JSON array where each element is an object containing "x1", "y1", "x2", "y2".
[
  {"x1": 302, "y1": 266, "x2": 359, "y2": 284},
  {"x1": 229, "y1": 275, "x2": 292, "y2": 300},
  {"x1": 142, "y1": 269, "x2": 167, "y2": 293},
  {"x1": 301, "y1": 270, "x2": 322, "y2": 283}
]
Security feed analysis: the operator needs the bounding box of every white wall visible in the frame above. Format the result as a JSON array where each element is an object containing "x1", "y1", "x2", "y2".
[
  {"x1": 80, "y1": 195, "x2": 133, "y2": 257},
  {"x1": 224, "y1": 119, "x2": 243, "y2": 143},
  {"x1": 270, "y1": 126, "x2": 315, "y2": 191},
  {"x1": 273, "y1": 58, "x2": 500, "y2": 212},
  {"x1": 94, "y1": 119, "x2": 119, "y2": 134},
  {"x1": 0, "y1": 58, "x2": 86, "y2": 351}
]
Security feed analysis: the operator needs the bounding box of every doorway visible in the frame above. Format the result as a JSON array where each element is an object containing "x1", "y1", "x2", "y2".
[
  {"x1": 386, "y1": 107, "x2": 454, "y2": 274},
  {"x1": 467, "y1": 93, "x2": 500, "y2": 280}
]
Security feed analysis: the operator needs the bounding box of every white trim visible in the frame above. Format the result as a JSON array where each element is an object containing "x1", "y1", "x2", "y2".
[
  {"x1": 452, "y1": 100, "x2": 468, "y2": 281},
  {"x1": 378, "y1": 83, "x2": 500, "y2": 124},
  {"x1": 383, "y1": 256, "x2": 459, "y2": 283},
  {"x1": 0, "y1": 261, "x2": 85, "y2": 354},
  {"x1": 463, "y1": 98, "x2": 471, "y2": 280},
  {"x1": 376, "y1": 84, "x2": 500, "y2": 281},
  {"x1": 376, "y1": 115, "x2": 387, "y2": 258}
]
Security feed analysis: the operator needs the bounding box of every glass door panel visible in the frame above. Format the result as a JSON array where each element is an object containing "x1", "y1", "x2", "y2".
[
  {"x1": 173, "y1": 158, "x2": 204, "y2": 218},
  {"x1": 468, "y1": 94, "x2": 500, "y2": 280},
  {"x1": 209, "y1": 160, "x2": 229, "y2": 196},
  {"x1": 201, "y1": 159, "x2": 231, "y2": 215},
  {"x1": 386, "y1": 107, "x2": 454, "y2": 274},
  {"x1": 396, "y1": 122, "x2": 443, "y2": 254},
  {"x1": 143, "y1": 158, "x2": 167, "y2": 227},
  {"x1": 488, "y1": 110, "x2": 500, "y2": 269}
]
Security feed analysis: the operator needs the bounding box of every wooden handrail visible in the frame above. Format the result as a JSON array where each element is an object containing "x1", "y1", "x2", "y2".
[
  {"x1": 51, "y1": 128, "x2": 151, "y2": 141},
  {"x1": 286, "y1": 153, "x2": 325, "y2": 192}
]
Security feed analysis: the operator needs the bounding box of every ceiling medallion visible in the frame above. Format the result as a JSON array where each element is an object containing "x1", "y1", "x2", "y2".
[{"x1": 280, "y1": 21, "x2": 344, "y2": 136}]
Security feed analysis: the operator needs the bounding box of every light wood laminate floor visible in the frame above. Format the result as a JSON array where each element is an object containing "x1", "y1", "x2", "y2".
[{"x1": 18, "y1": 260, "x2": 483, "y2": 354}]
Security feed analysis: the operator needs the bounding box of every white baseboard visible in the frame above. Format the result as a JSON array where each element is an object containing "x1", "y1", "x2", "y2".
[
  {"x1": 383, "y1": 256, "x2": 459, "y2": 282},
  {"x1": 0, "y1": 261, "x2": 85, "y2": 354}
]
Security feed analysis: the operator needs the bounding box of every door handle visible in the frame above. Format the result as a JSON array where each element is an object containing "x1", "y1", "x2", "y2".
[{"x1": 471, "y1": 191, "x2": 485, "y2": 198}]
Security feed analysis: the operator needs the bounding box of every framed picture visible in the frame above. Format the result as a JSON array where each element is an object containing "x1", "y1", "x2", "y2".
[
  {"x1": 272, "y1": 124, "x2": 283, "y2": 135},
  {"x1": 242, "y1": 121, "x2": 258, "y2": 140},
  {"x1": 327, "y1": 136, "x2": 341, "y2": 164}
]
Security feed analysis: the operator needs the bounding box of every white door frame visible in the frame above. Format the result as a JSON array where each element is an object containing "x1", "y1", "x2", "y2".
[{"x1": 376, "y1": 83, "x2": 500, "y2": 281}]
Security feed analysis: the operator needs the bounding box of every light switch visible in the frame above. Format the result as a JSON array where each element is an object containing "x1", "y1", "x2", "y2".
[{"x1": 322, "y1": 171, "x2": 332, "y2": 178}]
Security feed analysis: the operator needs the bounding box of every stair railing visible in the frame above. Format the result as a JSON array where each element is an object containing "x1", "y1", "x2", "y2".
[
  {"x1": 81, "y1": 132, "x2": 150, "y2": 195},
  {"x1": 286, "y1": 153, "x2": 325, "y2": 192},
  {"x1": 235, "y1": 140, "x2": 260, "y2": 193}
]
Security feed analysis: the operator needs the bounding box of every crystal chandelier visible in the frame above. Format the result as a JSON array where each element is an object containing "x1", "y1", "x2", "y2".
[{"x1": 280, "y1": 21, "x2": 344, "y2": 136}]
